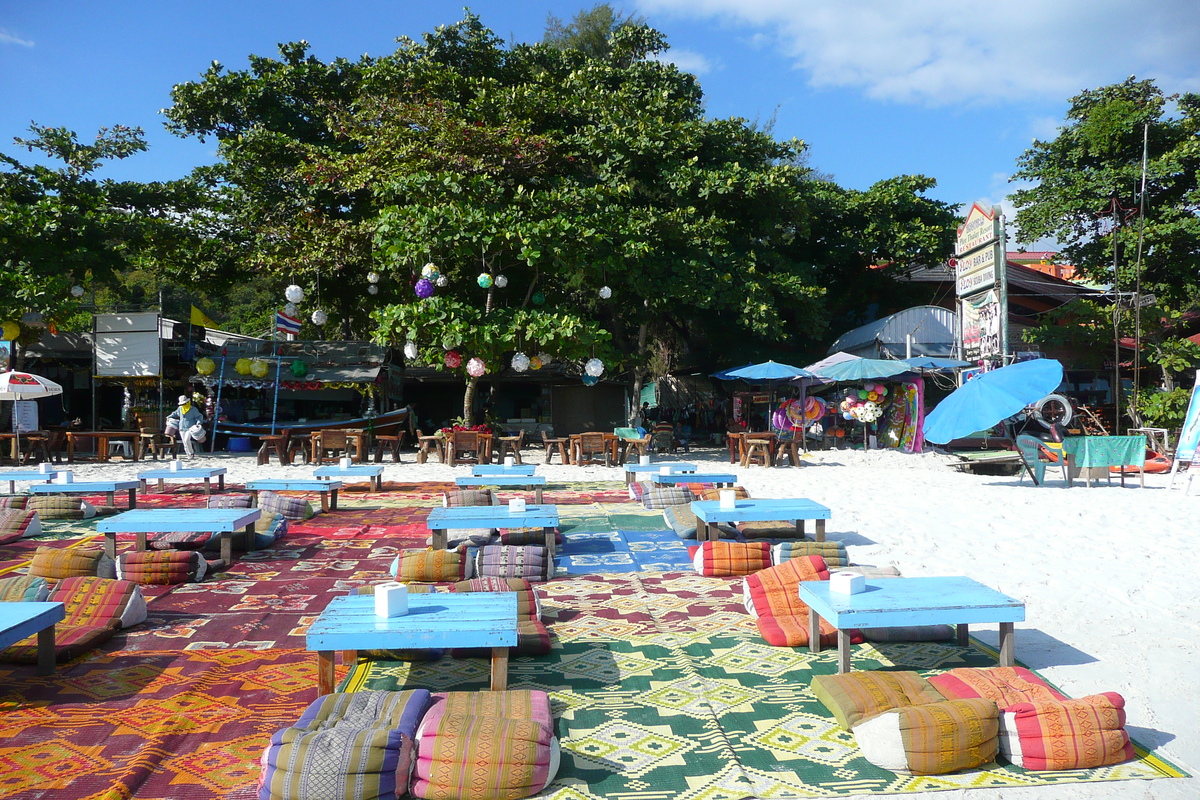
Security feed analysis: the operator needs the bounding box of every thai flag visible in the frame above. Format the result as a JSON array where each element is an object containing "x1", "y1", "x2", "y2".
[{"x1": 275, "y1": 311, "x2": 301, "y2": 336}]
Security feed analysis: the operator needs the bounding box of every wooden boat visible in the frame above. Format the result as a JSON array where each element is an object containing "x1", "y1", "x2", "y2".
[{"x1": 214, "y1": 406, "x2": 412, "y2": 439}]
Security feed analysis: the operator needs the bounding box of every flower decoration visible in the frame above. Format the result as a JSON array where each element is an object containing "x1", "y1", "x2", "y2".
[
  {"x1": 537, "y1": 352, "x2": 553, "y2": 365},
  {"x1": 414, "y1": 278, "x2": 435, "y2": 299},
  {"x1": 368, "y1": 285, "x2": 379, "y2": 295},
  {"x1": 234, "y1": 358, "x2": 252, "y2": 375},
  {"x1": 466, "y1": 357, "x2": 486, "y2": 377},
  {"x1": 311, "y1": 309, "x2": 328, "y2": 325},
  {"x1": 285, "y1": 285, "x2": 304, "y2": 303},
  {"x1": 529, "y1": 356, "x2": 543, "y2": 370},
  {"x1": 511, "y1": 352, "x2": 530, "y2": 372},
  {"x1": 477, "y1": 273, "x2": 493, "y2": 289},
  {"x1": 584, "y1": 358, "x2": 605, "y2": 377},
  {"x1": 421, "y1": 263, "x2": 440, "y2": 280},
  {"x1": 599, "y1": 285, "x2": 612, "y2": 299},
  {"x1": 70, "y1": 285, "x2": 85, "y2": 298},
  {"x1": 290, "y1": 359, "x2": 308, "y2": 377},
  {"x1": 403, "y1": 341, "x2": 419, "y2": 360},
  {"x1": 196, "y1": 357, "x2": 216, "y2": 375},
  {"x1": 494, "y1": 274, "x2": 508, "y2": 288},
  {"x1": 249, "y1": 359, "x2": 269, "y2": 378},
  {"x1": 284, "y1": 302, "x2": 298, "y2": 316},
  {"x1": 444, "y1": 350, "x2": 462, "y2": 368}
]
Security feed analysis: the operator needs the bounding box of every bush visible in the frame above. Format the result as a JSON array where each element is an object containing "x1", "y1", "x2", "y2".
[{"x1": 1136, "y1": 387, "x2": 1192, "y2": 429}]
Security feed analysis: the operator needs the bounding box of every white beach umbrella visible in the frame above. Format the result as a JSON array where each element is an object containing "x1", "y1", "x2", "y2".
[{"x1": 0, "y1": 371, "x2": 63, "y2": 461}]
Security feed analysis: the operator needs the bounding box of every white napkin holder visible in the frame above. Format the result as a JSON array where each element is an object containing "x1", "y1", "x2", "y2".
[
  {"x1": 374, "y1": 582, "x2": 408, "y2": 618},
  {"x1": 56, "y1": 472, "x2": 74, "y2": 484},
  {"x1": 718, "y1": 489, "x2": 736, "y2": 510},
  {"x1": 639, "y1": 455, "x2": 651, "y2": 466},
  {"x1": 38, "y1": 462, "x2": 52, "y2": 474},
  {"x1": 509, "y1": 498, "x2": 527, "y2": 514},
  {"x1": 339, "y1": 456, "x2": 352, "y2": 470},
  {"x1": 659, "y1": 466, "x2": 672, "y2": 475},
  {"x1": 169, "y1": 459, "x2": 181, "y2": 472},
  {"x1": 830, "y1": 571, "x2": 866, "y2": 594},
  {"x1": 504, "y1": 456, "x2": 515, "y2": 467}
]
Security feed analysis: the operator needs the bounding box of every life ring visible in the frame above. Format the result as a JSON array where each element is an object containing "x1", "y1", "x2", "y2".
[
  {"x1": 805, "y1": 396, "x2": 825, "y2": 421},
  {"x1": 783, "y1": 399, "x2": 806, "y2": 427},
  {"x1": 1032, "y1": 393, "x2": 1073, "y2": 429},
  {"x1": 1111, "y1": 450, "x2": 1173, "y2": 474}
]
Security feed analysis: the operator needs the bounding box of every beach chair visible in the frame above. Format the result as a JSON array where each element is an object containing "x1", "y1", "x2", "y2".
[
  {"x1": 1015, "y1": 434, "x2": 1068, "y2": 486},
  {"x1": 447, "y1": 431, "x2": 483, "y2": 466}
]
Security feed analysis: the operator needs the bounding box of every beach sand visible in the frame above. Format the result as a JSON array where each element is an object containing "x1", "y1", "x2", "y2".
[{"x1": 61, "y1": 445, "x2": 1199, "y2": 799}]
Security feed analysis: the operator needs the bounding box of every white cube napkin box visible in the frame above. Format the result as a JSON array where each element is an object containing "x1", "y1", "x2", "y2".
[
  {"x1": 374, "y1": 582, "x2": 408, "y2": 618},
  {"x1": 829, "y1": 571, "x2": 866, "y2": 594}
]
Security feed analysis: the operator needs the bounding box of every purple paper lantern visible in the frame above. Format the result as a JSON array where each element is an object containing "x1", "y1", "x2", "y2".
[{"x1": 414, "y1": 278, "x2": 435, "y2": 299}]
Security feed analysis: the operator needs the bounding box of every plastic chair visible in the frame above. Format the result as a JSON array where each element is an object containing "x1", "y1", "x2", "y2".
[{"x1": 1015, "y1": 435, "x2": 1067, "y2": 486}]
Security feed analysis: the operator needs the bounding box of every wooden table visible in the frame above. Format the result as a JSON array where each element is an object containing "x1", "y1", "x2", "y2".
[
  {"x1": 0, "y1": 433, "x2": 54, "y2": 465},
  {"x1": 624, "y1": 461, "x2": 697, "y2": 484},
  {"x1": 310, "y1": 429, "x2": 368, "y2": 464},
  {"x1": 0, "y1": 469, "x2": 64, "y2": 494},
  {"x1": 417, "y1": 434, "x2": 444, "y2": 464},
  {"x1": 245, "y1": 479, "x2": 343, "y2": 512},
  {"x1": 312, "y1": 465, "x2": 385, "y2": 492},
  {"x1": 137, "y1": 467, "x2": 227, "y2": 495},
  {"x1": 427, "y1": 504, "x2": 560, "y2": 555},
  {"x1": 1062, "y1": 435, "x2": 1146, "y2": 487},
  {"x1": 800, "y1": 576, "x2": 1025, "y2": 673},
  {"x1": 306, "y1": 592, "x2": 517, "y2": 696},
  {"x1": 0, "y1": 601, "x2": 65, "y2": 676},
  {"x1": 95, "y1": 507, "x2": 261, "y2": 564},
  {"x1": 691, "y1": 498, "x2": 831, "y2": 542},
  {"x1": 455, "y1": 475, "x2": 547, "y2": 503},
  {"x1": 65, "y1": 431, "x2": 141, "y2": 463},
  {"x1": 30, "y1": 480, "x2": 140, "y2": 509}
]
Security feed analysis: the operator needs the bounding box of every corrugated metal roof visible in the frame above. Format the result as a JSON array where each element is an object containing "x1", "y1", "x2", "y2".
[{"x1": 829, "y1": 305, "x2": 957, "y2": 358}]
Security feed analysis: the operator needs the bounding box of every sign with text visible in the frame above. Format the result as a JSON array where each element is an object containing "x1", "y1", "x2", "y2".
[
  {"x1": 956, "y1": 202, "x2": 1001, "y2": 256},
  {"x1": 961, "y1": 289, "x2": 1003, "y2": 363},
  {"x1": 955, "y1": 244, "x2": 1000, "y2": 296}
]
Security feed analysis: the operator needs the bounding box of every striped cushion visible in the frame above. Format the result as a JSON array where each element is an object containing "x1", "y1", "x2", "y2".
[
  {"x1": 258, "y1": 491, "x2": 315, "y2": 520},
  {"x1": 259, "y1": 689, "x2": 433, "y2": 800},
  {"x1": 149, "y1": 531, "x2": 211, "y2": 551},
  {"x1": 27, "y1": 495, "x2": 86, "y2": 519},
  {"x1": 638, "y1": 482, "x2": 690, "y2": 510},
  {"x1": 473, "y1": 545, "x2": 551, "y2": 582},
  {"x1": 0, "y1": 496, "x2": 29, "y2": 509},
  {"x1": 742, "y1": 556, "x2": 831, "y2": 618},
  {"x1": 772, "y1": 541, "x2": 849, "y2": 568},
  {"x1": 0, "y1": 576, "x2": 146, "y2": 664},
  {"x1": 391, "y1": 551, "x2": 467, "y2": 582},
  {"x1": 853, "y1": 698, "x2": 1000, "y2": 775},
  {"x1": 208, "y1": 494, "x2": 252, "y2": 509},
  {"x1": 451, "y1": 577, "x2": 541, "y2": 621},
  {"x1": 29, "y1": 546, "x2": 116, "y2": 581},
  {"x1": 117, "y1": 550, "x2": 207, "y2": 584},
  {"x1": 1000, "y1": 694, "x2": 1133, "y2": 770},
  {"x1": 0, "y1": 575, "x2": 50, "y2": 602},
  {"x1": 0, "y1": 509, "x2": 39, "y2": 543},
  {"x1": 689, "y1": 541, "x2": 771, "y2": 577},
  {"x1": 927, "y1": 667, "x2": 1067, "y2": 709},
  {"x1": 662, "y1": 504, "x2": 697, "y2": 539},
  {"x1": 811, "y1": 671, "x2": 948, "y2": 729},
  {"x1": 443, "y1": 489, "x2": 493, "y2": 507},
  {"x1": 692, "y1": 486, "x2": 751, "y2": 502}
]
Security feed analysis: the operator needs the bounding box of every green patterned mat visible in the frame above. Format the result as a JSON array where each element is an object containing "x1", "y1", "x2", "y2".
[{"x1": 346, "y1": 572, "x2": 1184, "y2": 798}]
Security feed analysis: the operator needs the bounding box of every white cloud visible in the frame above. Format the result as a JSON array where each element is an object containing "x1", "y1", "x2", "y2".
[
  {"x1": 637, "y1": 0, "x2": 1200, "y2": 106},
  {"x1": 0, "y1": 28, "x2": 34, "y2": 47},
  {"x1": 652, "y1": 48, "x2": 715, "y2": 75}
]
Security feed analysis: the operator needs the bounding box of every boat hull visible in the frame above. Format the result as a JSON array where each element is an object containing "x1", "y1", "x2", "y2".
[{"x1": 215, "y1": 407, "x2": 411, "y2": 439}]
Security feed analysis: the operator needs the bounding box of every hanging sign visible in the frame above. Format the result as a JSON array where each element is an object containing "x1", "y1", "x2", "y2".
[{"x1": 961, "y1": 290, "x2": 1003, "y2": 363}]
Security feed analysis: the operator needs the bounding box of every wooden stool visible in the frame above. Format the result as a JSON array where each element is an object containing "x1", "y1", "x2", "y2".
[
  {"x1": 726, "y1": 432, "x2": 746, "y2": 464},
  {"x1": 257, "y1": 435, "x2": 292, "y2": 466},
  {"x1": 417, "y1": 434, "x2": 444, "y2": 464},
  {"x1": 618, "y1": 436, "x2": 651, "y2": 464},
  {"x1": 741, "y1": 438, "x2": 773, "y2": 467},
  {"x1": 541, "y1": 431, "x2": 569, "y2": 464},
  {"x1": 494, "y1": 431, "x2": 525, "y2": 465},
  {"x1": 778, "y1": 438, "x2": 803, "y2": 467},
  {"x1": 373, "y1": 434, "x2": 403, "y2": 463}
]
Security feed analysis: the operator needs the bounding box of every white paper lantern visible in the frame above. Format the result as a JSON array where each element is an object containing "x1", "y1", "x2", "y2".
[
  {"x1": 511, "y1": 352, "x2": 530, "y2": 372},
  {"x1": 311, "y1": 309, "x2": 328, "y2": 325},
  {"x1": 367, "y1": 271, "x2": 380, "y2": 284},
  {"x1": 598, "y1": 285, "x2": 612, "y2": 299},
  {"x1": 537, "y1": 352, "x2": 553, "y2": 365},
  {"x1": 284, "y1": 302, "x2": 298, "y2": 316},
  {"x1": 584, "y1": 358, "x2": 604, "y2": 377},
  {"x1": 403, "y1": 341, "x2": 418, "y2": 360},
  {"x1": 367, "y1": 285, "x2": 379, "y2": 295},
  {"x1": 285, "y1": 285, "x2": 304, "y2": 303},
  {"x1": 70, "y1": 285, "x2": 85, "y2": 298},
  {"x1": 436, "y1": 275, "x2": 448, "y2": 287},
  {"x1": 466, "y1": 357, "x2": 486, "y2": 377},
  {"x1": 421, "y1": 263, "x2": 440, "y2": 280},
  {"x1": 495, "y1": 274, "x2": 508, "y2": 288}
]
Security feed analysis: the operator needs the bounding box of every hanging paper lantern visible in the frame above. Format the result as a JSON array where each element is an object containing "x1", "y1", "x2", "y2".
[
  {"x1": 290, "y1": 359, "x2": 308, "y2": 377},
  {"x1": 529, "y1": 356, "x2": 543, "y2": 370},
  {"x1": 495, "y1": 274, "x2": 508, "y2": 288},
  {"x1": 421, "y1": 263, "x2": 440, "y2": 280},
  {"x1": 466, "y1": 357, "x2": 486, "y2": 377},
  {"x1": 234, "y1": 358, "x2": 252, "y2": 375},
  {"x1": 0, "y1": 321, "x2": 18, "y2": 341},
  {"x1": 70, "y1": 285, "x2": 85, "y2": 298},
  {"x1": 584, "y1": 358, "x2": 604, "y2": 377},
  {"x1": 511, "y1": 352, "x2": 530, "y2": 372},
  {"x1": 414, "y1": 278, "x2": 435, "y2": 299},
  {"x1": 367, "y1": 271, "x2": 380, "y2": 284},
  {"x1": 537, "y1": 352, "x2": 553, "y2": 365},
  {"x1": 582, "y1": 374, "x2": 599, "y2": 386},
  {"x1": 403, "y1": 341, "x2": 419, "y2": 360},
  {"x1": 311, "y1": 309, "x2": 328, "y2": 325},
  {"x1": 444, "y1": 350, "x2": 462, "y2": 368},
  {"x1": 532, "y1": 291, "x2": 545, "y2": 306},
  {"x1": 249, "y1": 359, "x2": 269, "y2": 378},
  {"x1": 477, "y1": 273, "x2": 493, "y2": 289},
  {"x1": 367, "y1": 285, "x2": 379, "y2": 295},
  {"x1": 598, "y1": 285, "x2": 612, "y2": 299},
  {"x1": 196, "y1": 357, "x2": 216, "y2": 375},
  {"x1": 436, "y1": 275, "x2": 448, "y2": 287},
  {"x1": 285, "y1": 285, "x2": 304, "y2": 303},
  {"x1": 284, "y1": 302, "x2": 298, "y2": 316}
]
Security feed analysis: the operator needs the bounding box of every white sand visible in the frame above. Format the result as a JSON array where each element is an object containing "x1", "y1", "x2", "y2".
[{"x1": 61, "y1": 446, "x2": 1199, "y2": 799}]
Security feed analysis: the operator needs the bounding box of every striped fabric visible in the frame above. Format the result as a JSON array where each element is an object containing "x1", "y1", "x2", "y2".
[
  {"x1": 442, "y1": 489, "x2": 492, "y2": 507},
  {"x1": 692, "y1": 487, "x2": 751, "y2": 502},
  {"x1": 393, "y1": 550, "x2": 466, "y2": 582},
  {"x1": 498, "y1": 528, "x2": 561, "y2": 546},
  {"x1": 29, "y1": 546, "x2": 115, "y2": 581},
  {"x1": 741, "y1": 556, "x2": 861, "y2": 648},
  {"x1": 149, "y1": 530, "x2": 212, "y2": 550},
  {"x1": 811, "y1": 671, "x2": 948, "y2": 729},
  {"x1": 927, "y1": 667, "x2": 1068, "y2": 709},
  {"x1": 208, "y1": 494, "x2": 252, "y2": 509},
  {"x1": 661, "y1": 504, "x2": 697, "y2": 539},
  {"x1": 27, "y1": 495, "x2": 85, "y2": 519},
  {"x1": 853, "y1": 698, "x2": 1000, "y2": 776},
  {"x1": 689, "y1": 541, "x2": 771, "y2": 577},
  {"x1": 0, "y1": 509, "x2": 38, "y2": 543},
  {"x1": 0, "y1": 496, "x2": 29, "y2": 509},
  {"x1": 259, "y1": 689, "x2": 432, "y2": 800},
  {"x1": 473, "y1": 546, "x2": 551, "y2": 582},
  {"x1": 1000, "y1": 694, "x2": 1133, "y2": 770},
  {"x1": 636, "y1": 482, "x2": 690, "y2": 510},
  {"x1": 0, "y1": 575, "x2": 49, "y2": 602},
  {"x1": 448, "y1": 577, "x2": 549, "y2": 656},
  {"x1": 772, "y1": 540, "x2": 849, "y2": 568},
  {"x1": 0, "y1": 576, "x2": 145, "y2": 665},
  {"x1": 259, "y1": 491, "x2": 315, "y2": 520},
  {"x1": 117, "y1": 550, "x2": 206, "y2": 584}
]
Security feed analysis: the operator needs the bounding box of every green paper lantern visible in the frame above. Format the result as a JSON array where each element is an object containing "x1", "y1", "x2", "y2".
[
  {"x1": 532, "y1": 292, "x2": 546, "y2": 306},
  {"x1": 477, "y1": 273, "x2": 493, "y2": 289},
  {"x1": 290, "y1": 359, "x2": 308, "y2": 377}
]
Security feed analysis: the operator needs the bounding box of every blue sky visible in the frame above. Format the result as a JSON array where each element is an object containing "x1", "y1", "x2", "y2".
[{"x1": 3, "y1": 1, "x2": 1198, "y2": 245}]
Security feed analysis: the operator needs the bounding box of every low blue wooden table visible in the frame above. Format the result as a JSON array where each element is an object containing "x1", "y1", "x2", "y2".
[
  {"x1": 30, "y1": 480, "x2": 140, "y2": 509},
  {"x1": 653, "y1": 472, "x2": 735, "y2": 488},
  {"x1": 312, "y1": 465, "x2": 384, "y2": 492},
  {"x1": 0, "y1": 469, "x2": 65, "y2": 494},
  {"x1": 800, "y1": 576, "x2": 1026, "y2": 673},
  {"x1": 426, "y1": 503, "x2": 560, "y2": 554},
  {"x1": 624, "y1": 461, "x2": 697, "y2": 484},
  {"x1": 137, "y1": 466, "x2": 227, "y2": 495},
  {"x1": 96, "y1": 507, "x2": 261, "y2": 564},
  {"x1": 307, "y1": 592, "x2": 517, "y2": 695},
  {"x1": 473, "y1": 465, "x2": 537, "y2": 477},
  {"x1": 245, "y1": 479, "x2": 343, "y2": 512},
  {"x1": 691, "y1": 498, "x2": 831, "y2": 542},
  {"x1": 455, "y1": 475, "x2": 547, "y2": 503},
  {"x1": 0, "y1": 601, "x2": 65, "y2": 675}
]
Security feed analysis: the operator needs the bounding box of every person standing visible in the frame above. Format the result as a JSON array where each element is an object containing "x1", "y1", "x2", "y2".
[{"x1": 166, "y1": 394, "x2": 204, "y2": 458}]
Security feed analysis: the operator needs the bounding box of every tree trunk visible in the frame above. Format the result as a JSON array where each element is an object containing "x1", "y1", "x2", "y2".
[
  {"x1": 629, "y1": 320, "x2": 649, "y2": 424},
  {"x1": 462, "y1": 374, "x2": 479, "y2": 426}
]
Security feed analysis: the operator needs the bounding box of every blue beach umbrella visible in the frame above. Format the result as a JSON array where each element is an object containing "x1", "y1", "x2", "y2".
[
  {"x1": 720, "y1": 360, "x2": 816, "y2": 381},
  {"x1": 923, "y1": 359, "x2": 1065, "y2": 445},
  {"x1": 811, "y1": 356, "x2": 912, "y2": 382}
]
